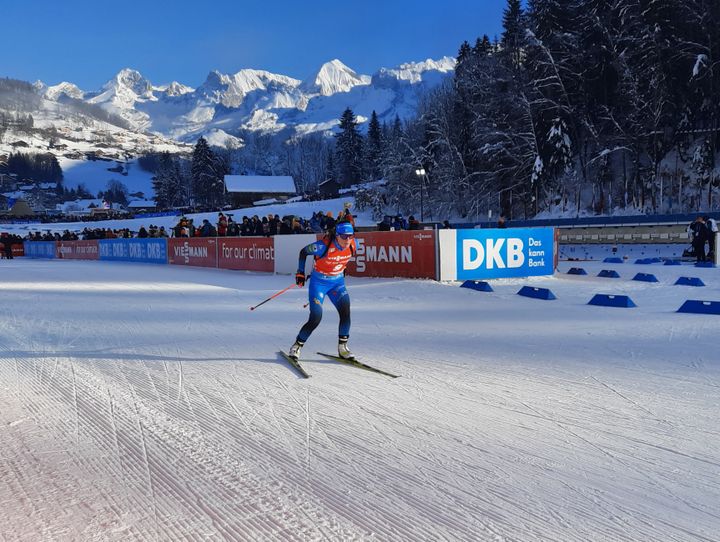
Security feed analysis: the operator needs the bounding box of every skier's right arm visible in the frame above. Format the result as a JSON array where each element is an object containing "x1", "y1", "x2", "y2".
[{"x1": 296, "y1": 241, "x2": 325, "y2": 287}]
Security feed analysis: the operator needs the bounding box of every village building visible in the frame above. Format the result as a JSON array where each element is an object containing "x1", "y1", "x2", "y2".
[{"x1": 224, "y1": 175, "x2": 297, "y2": 207}]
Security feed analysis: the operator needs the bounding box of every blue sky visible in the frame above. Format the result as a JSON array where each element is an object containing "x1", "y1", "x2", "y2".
[{"x1": 1, "y1": 0, "x2": 505, "y2": 90}]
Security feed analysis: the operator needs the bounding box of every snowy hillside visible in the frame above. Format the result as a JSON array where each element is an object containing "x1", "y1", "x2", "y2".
[
  {"x1": 0, "y1": 80, "x2": 193, "y2": 196},
  {"x1": 1, "y1": 258, "x2": 718, "y2": 540},
  {"x1": 1, "y1": 56, "x2": 454, "y2": 199}
]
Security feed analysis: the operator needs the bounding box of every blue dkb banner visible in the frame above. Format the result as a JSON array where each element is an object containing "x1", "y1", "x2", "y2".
[
  {"x1": 454, "y1": 227, "x2": 555, "y2": 280},
  {"x1": 98, "y1": 239, "x2": 168, "y2": 264}
]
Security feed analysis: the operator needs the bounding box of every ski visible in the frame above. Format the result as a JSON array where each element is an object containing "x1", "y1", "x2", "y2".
[
  {"x1": 278, "y1": 351, "x2": 310, "y2": 379},
  {"x1": 316, "y1": 352, "x2": 399, "y2": 379}
]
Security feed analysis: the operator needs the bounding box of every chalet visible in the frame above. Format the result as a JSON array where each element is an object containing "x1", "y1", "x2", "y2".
[
  {"x1": 319, "y1": 178, "x2": 341, "y2": 198},
  {"x1": 128, "y1": 199, "x2": 157, "y2": 212},
  {"x1": 57, "y1": 199, "x2": 105, "y2": 215},
  {"x1": 224, "y1": 175, "x2": 297, "y2": 207}
]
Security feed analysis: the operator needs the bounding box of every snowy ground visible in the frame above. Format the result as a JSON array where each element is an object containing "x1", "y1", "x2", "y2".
[{"x1": 1, "y1": 258, "x2": 719, "y2": 541}]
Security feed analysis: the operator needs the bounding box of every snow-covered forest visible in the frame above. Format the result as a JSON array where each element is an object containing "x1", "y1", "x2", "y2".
[
  {"x1": 362, "y1": 0, "x2": 720, "y2": 221},
  {"x1": 417, "y1": 0, "x2": 720, "y2": 221},
  {"x1": 164, "y1": 0, "x2": 720, "y2": 222},
  {"x1": 4, "y1": 1, "x2": 719, "y2": 222}
]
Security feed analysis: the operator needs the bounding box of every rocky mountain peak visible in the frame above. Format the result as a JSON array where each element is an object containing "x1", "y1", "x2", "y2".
[{"x1": 301, "y1": 59, "x2": 370, "y2": 96}]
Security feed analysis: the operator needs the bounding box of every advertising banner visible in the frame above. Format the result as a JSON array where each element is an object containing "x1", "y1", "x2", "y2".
[
  {"x1": 168, "y1": 238, "x2": 217, "y2": 267},
  {"x1": 0, "y1": 243, "x2": 25, "y2": 257},
  {"x1": 98, "y1": 239, "x2": 168, "y2": 264},
  {"x1": 439, "y1": 227, "x2": 555, "y2": 281},
  {"x1": 346, "y1": 230, "x2": 436, "y2": 279},
  {"x1": 23, "y1": 241, "x2": 57, "y2": 259},
  {"x1": 218, "y1": 237, "x2": 274, "y2": 272},
  {"x1": 57, "y1": 240, "x2": 99, "y2": 260}
]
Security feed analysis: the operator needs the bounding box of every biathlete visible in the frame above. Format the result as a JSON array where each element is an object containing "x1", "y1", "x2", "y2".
[{"x1": 289, "y1": 221, "x2": 356, "y2": 360}]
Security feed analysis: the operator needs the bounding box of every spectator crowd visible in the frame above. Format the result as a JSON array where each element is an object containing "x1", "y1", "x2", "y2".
[{"x1": 5, "y1": 205, "x2": 445, "y2": 244}]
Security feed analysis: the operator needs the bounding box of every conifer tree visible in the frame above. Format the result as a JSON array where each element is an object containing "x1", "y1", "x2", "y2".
[
  {"x1": 501, "y1": 0, "x2": 525, "y2": 69},
  {"x1": 191, "y1": 137, "x2": 227, "y2": 208},
  {"x1": 153, "y1": 152, "x2": 186, "y2": 208},
  {"x1": 364, "y1": 110, "x2": 384, "y2": 181},
  {"x1": 334, "y1": 107, "x2": 364, "y2": 187}
]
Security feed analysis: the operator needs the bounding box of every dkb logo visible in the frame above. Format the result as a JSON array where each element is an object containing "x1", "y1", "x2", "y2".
[{"x1": 462, "y1": 238, "x2": 525, "y2": 269}]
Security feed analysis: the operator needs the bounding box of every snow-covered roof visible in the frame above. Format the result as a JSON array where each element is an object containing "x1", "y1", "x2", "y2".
[
  {"x1": 57, "y1": 199, "x2": 104, "y2": 214},
  {"x1": 128, "y1": 199, "x2": 157, "y2": 208},
  {"x1": 224, "y1": 175, "x2": 296, "y2": 194},
  {"x1": 2, "y1": 191, "x2": 27, "y2": 199}
]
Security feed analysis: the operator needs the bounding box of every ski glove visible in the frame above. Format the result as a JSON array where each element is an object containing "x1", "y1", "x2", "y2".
[{"x1": 295, "y1": 272, "x2": 306, "y2": 287}]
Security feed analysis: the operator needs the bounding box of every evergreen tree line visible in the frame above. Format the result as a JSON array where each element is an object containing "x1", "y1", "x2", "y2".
[
  {"x1": 4, "y1": 152, "x2": 63, "y2": 183},
  {"x1": 210, "y1": 0, "x2": 720, "y2": 220},
  {"x1": 150, "y1": 137, "x2": 230, "y2": 209},
  {"x1": 0, "y1": 78, "x2": 42, "y2": 114},
  {"x1": 397, "y1": 0, "x2": 720, "y2": 219},
  {"x1": 0, "y1": 111, "x2": 34, "y2": 130},
  {"x1": 153, "y1": 0, "x2": 720, "y2": 220}
]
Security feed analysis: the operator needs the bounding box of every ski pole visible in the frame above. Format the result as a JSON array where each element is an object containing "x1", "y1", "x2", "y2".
[{"x1": 249, "y1": 284, "x2": 297, "y2": 311}]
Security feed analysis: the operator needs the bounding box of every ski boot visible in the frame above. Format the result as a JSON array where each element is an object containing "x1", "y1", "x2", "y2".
[
  {"x1": 288, "y1": 340, "x2": 304, "y2": 360},
  {"x1": 338, "y1": 337, "x2": 354, "y2": 360}
]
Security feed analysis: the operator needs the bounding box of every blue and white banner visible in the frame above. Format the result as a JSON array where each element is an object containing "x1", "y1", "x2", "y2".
[
  {"x1": 23, "y1": 241, "x2": 57, "y2": 259},
  {"x1": 98, "y1": 239, "x2": 168, "y2": 264},
  {"x1": 439, "y1": 227, "x2": 555, "y2": 280}
]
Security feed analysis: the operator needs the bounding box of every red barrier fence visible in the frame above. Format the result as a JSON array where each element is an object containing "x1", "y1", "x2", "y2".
[
  {"x1": 0, "y1": 243, "x2": 25, "y2": 258},
  {"x1": 348, "y1": 230, "x2": 436, "y2": 279},
  {"x1": 218, "y1": 238, "x2": 274, "y2": 272},
  {"x1": 16, "y1": 230, "x2": 440, "y2": 279},
  {"x1": 168, "y1": 238, "x2": 218, "y2": 268}
]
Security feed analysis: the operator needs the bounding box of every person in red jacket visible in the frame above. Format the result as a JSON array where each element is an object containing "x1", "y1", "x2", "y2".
[
  {"x1": 288, "y1": 221, "x2": 356, "y2": 360},
  {"x1": 217, "y1": 212, "x2": 228, "y2": 236}
]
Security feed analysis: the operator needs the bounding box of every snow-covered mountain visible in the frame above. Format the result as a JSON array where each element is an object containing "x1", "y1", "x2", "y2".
[
  {"x1": 35, "y1": 57, "x2": 456, "y2": 141},
  {"x1": 300, "y1": 59, "x2": 371, "y2": 96},
  {"x1": 0, "y1": 57, "x2": 454, "y2": 197}
]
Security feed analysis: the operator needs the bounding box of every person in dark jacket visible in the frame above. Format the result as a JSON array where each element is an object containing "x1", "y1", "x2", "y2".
[
  {"x1": 253, "y1": 215, "x2": 264, "y2": 236},
  {"x1": 703, "y1": 215, "x2": 718, "y2": 260},
  {"x1": 279, "y1": 217, "x2": 293, "y2": 235},
  {"x1": 240, "y1": 217, "x2": 253, "y2": 236},
  {"x1": 227, "y1": 216, "x2": 239, "y2": 236},
  {"x1": 199, "y1": 219, "x2": 215, "y2": 237},
  {"x1": 689, "y1": 216, "x2": 709, "y2": 262},
  {"x1": 269, "y1": 215, "x2": 280, "y2": 236}
]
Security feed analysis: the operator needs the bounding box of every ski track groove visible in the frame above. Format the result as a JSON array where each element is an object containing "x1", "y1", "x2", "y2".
[
  {"x1": 3, "y1": 338, "x2": 718, "y2": 541},
  {"x1": 2, "y1": 268, "x2": 719, "y2": 541}
]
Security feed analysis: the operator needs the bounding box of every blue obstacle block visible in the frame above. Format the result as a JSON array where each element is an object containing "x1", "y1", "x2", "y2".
[
  {"x1": 695, "y1": 261, "x2": 717, "y2": 268},
  {"x1": 603, "y1": 257, "x2": 623, "y2": 263},
  {"x1": 567, "y1": 267, "x2": 588, "y2": 275},
  {"x1": 632, "y1": 272, "x2": 659, "y2": 283},
  {"x1": 588, "y1": 294, "x2": 637, "y2": 308},
  {"x1": 664, "y1": 260, "x2": 681, "y2": 266},
  {"x1": 598, "y1": 269, "x2": 621, "y2": 278},
  {"x1": 649, "y1": 257, "x2": 662, "y2": 263},
  {"x1": 674, "y1": 276, "x2": 705, "y2": 287},
  {"x1": 460, "y1": 280, "x2": 494, "y2": 292},
  {"x1": 677, "y1": 300, "x2": 720, "y2": 315},
  {"x1": 634, "y1": 258, "x2": 652, "y2": 264},
  {"x1": 517, "y1": 286, "x2": 556, "y2": 300}
]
